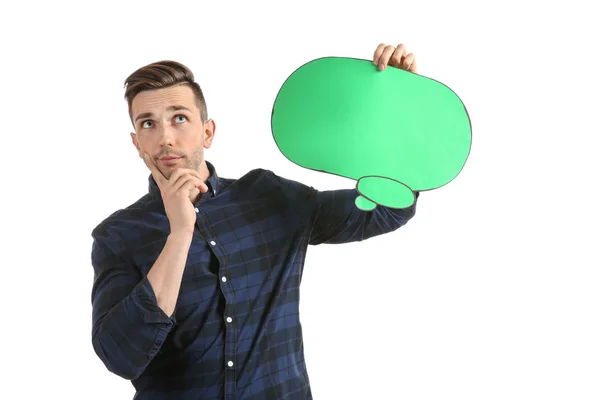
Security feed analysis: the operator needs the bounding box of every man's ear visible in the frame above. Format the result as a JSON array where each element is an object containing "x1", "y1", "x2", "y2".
[
  {"x1": 130, "y1": 132, "x2": 142, "y2": 157},
  {"x1": 203, "y1": 119, "x2": 216, "y2": 149}
]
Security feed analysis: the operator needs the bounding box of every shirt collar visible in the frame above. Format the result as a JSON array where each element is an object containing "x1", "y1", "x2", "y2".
[{"x1": 148, "y1": 160, "x2": 220, "y2": 200}]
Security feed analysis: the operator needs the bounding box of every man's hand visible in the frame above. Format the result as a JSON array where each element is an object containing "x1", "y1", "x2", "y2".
[
  {"x1": 143, "y1": 153, "x2": 208, "y2": 235},
  {"x1": 373, "y1": 43, "x2": 417, "y2": 73}
]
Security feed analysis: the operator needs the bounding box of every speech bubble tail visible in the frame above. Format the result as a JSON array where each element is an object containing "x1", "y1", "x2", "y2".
[
  {"x1": 355, "y1": 195, "x2": 377, "y2": 211},
  {"x1": 356, "y1": 176, "x2": 415, "y2": 209}
]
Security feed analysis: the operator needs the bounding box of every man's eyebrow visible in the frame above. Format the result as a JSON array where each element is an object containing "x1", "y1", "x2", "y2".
[
  {"x1": 135, "y1": 112, "x2": 153, "y2": 122},
  {"x1": 134, "y1": 105, "x2": 192, "y2": 123},
  {"x1": 167, "y1": 105, "x2": 192, "y2": 113}
]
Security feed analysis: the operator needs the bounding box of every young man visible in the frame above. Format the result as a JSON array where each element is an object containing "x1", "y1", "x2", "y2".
[{"x1": 91, "y1": 43, "x2": 420, "y2": 400}]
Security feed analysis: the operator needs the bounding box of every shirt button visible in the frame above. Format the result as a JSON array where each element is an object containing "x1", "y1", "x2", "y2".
[
  {"x1": 226, "y1": 317, "x2": 233, "y2": 323},
  {"x1": 194, "y1": 207, "x2": 199, "y2": 213},
  {"x1": 221, "y1": 276, "x2": 227, "y2": 282},
  {"x1": 227, "y1": 361, "x2": 234, "y2": 367},
  {"x1": 210, "y1": 240, "x2": 216, "y2": 246}
]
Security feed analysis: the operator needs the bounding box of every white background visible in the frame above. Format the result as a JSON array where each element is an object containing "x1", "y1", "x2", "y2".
[{"x1": 1, "y1": 1, "x2": 599, "y2": 399}]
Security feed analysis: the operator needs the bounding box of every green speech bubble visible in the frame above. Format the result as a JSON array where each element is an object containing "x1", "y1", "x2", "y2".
[{"x1": 271, "y1": 57, "x2": 472, "y2": 211}]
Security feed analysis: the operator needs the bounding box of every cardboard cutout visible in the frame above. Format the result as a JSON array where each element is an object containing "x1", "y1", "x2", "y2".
[{"x1": 271, "y1": 57, "x2": 471, "y2": 210}]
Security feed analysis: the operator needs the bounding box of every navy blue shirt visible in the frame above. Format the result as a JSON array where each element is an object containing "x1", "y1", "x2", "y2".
[{"x1": 90, "y1": 162, "x2": 418, "y2": 399}]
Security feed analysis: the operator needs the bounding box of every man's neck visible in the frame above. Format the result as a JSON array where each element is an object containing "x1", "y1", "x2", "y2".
[{"x1": 198, "y1": 160, "x2": 211, "y2": 182}]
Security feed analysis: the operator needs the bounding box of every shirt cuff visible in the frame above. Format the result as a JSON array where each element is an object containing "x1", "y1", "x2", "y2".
[{"x1": 131, "y1": 276, "x2": 176, "y2": 324}]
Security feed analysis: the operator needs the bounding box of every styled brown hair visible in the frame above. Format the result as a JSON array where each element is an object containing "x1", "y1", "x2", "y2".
[{"x1": 124, "y1": 60, "x2": 208, "y2": 123}]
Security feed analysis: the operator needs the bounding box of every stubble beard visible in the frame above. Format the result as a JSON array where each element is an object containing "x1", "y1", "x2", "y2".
[{"x1": 162, "y1": 148, "x2": 204, "y2": 180}]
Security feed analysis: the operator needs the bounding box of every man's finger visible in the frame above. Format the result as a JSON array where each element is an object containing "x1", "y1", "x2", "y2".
[
  {"x1": 143, "y1": 153, "x2": 166, "y2": 187},
  {"x1": 395, "y1": 44, "x2": 407, "y2": 57},
  {"x1": 168, "y1": 168, "x2": 204, "y2": 188},
  {"x1": 403, "y1": 53, "x2": 417, "y2": 73},
  {"x1": 176, "y1": 176, "x2": 208, "y2": 193},
  {"x1": 199, "y1": 181, "x2": 209, "y2": 193},
  {"x1": 373, "y1": 43, "x2": 387, "y2": 66},
  {"x1": 389, "y1": 44, "x2": 407, "y2": 68},
  {"x1": 377, "y1": 45, "x2": 397, "y2": 71}
]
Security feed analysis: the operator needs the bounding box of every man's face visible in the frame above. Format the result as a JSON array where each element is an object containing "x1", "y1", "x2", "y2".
[{"x1": 130, "y1": 84, "x2": 215, "y2": 180}]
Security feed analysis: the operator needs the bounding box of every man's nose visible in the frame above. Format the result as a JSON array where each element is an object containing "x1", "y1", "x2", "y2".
[{"x1": 157, "y1": 124, "x2": 175, "y2": 147}]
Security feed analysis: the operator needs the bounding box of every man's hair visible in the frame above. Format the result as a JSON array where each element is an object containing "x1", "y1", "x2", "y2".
[{"x1": 124, "y1": 60, "x2": 208, "y2": 123}]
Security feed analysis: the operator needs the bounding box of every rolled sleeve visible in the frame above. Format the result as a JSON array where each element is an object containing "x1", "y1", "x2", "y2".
[{"x1": 90, "y1": 227, "x2": 174, "y2": 380}]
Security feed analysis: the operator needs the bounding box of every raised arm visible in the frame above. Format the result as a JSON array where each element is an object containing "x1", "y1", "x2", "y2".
[
  {"x1": 264, "y1": 170, "x2": 418, "y2": 246},
  {"x1": 307, "y1": 187, "x2": 419, "y2": 245},
  {"x1": 91, "y1": 153, "x2": 211, "y2": 379}
]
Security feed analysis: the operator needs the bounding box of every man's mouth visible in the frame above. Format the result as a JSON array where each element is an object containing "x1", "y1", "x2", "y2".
[{"x1": 159, "y1": 156, "x2": 182, "y2": 165}]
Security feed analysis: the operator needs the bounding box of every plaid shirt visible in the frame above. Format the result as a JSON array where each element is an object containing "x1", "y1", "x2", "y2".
[{"x1": 91, "y1": 162, "x2": 419, "y2": 400}]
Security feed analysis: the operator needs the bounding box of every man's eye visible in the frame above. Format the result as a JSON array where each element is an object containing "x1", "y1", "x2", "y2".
[
  {"x1": 174, "y1": 115, "x2": 187, "y2": 123},
  {"x1": 142, "y1": 120, "x2": 153, "y2": 128}
]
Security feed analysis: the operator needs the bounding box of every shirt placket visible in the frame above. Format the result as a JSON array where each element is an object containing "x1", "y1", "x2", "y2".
[{"x1": 195, "y1": 207, "x2": 237, "y2": 400}]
